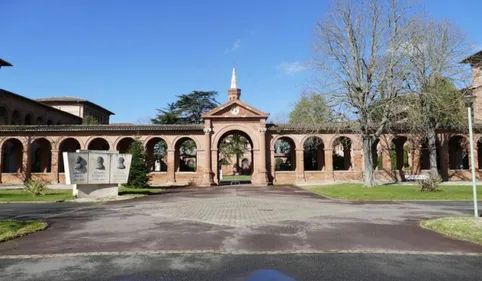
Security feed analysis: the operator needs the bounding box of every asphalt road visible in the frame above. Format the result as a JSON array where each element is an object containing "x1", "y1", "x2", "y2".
[
  {"x1": 0, "y1": 202, "x2": 97, "y2": 220},
  {"x1": 0, "y1": 186, "x2": 481, "y2": 256},
  {"x1": 1, "y1": 253, "x2": 481, "y2": 281},
  {"x1": 1, "y1": 186, "x2": 481, "y2": 281}
]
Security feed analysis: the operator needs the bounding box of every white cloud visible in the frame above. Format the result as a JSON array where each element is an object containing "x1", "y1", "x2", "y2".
[
  {"x1": 277, "y1": 61, "x2": 307, "y2": 75},
  {"x1": 224, "y1": 39, "x2": 241, "y2": 54}
]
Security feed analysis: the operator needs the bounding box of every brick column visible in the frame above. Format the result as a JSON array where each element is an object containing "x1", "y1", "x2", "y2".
[
  {"x1": 167, "y1": 149, "x2": 176, "y2": 184},
  {"x1": 270, "y1": 149, "x2": 276, "y2": 184},
  {"x1": 325, "y1": 148, "x2": 334, "y2": 181},
  {"x1": 412, "y1": 146, "x2": 421, "y2": 174},
  {"x1": 258, "y1": 128, "x2": 268, "y2": 185},
  {"x1": 51, "y1": 150, "x2": 59, "y2": 184},
  {"x1": 352, "y1": 149, "x2": 363, "y2": 179},
  {"x1": 201, "y1": 128, "x2": 214, "y2": 186},
  {"x1": 381, "y1": 147, "x2": 392, "y2": 170},
  {"x1": 296, "y1": 149, "x2": 305, "y2": 182},
  {"x1": 22, "y1": 148, "x2": 31, "y2": 181},
  {"x1": 325, "y1": 149, "x2": 333, "y2": 172}
]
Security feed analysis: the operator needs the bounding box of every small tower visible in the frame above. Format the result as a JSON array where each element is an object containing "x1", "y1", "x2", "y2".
[
  {"x1": 461, "y1": 50, "x2": 482, "y2": 123},
  {"x1": 228, "y1": 66, "x2": 241, "y2": 101}
]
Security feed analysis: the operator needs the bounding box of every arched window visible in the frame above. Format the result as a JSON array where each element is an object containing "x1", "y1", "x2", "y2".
[
  {"x1": 30, "y1": 138, "x2": 52, "y2": 173},
  {"x1": 175, "y1": 138, "x2": 197, "y2": 172},
  {"x1": 274, "y1": 137, "x2": 296, "y2": 171},
  {"x1": 332, "y1": 137, "x2": 352, "y2": 171},
  {"x1": 303, "y1": 136, "x2": 324, "y2": 171},
  {"x1": 88, "y1": 138, "x2": 110, "y2": 151},
  {"x1": 1, "y1": 139, "x2": 23, "y2": 173},
  {"x1": 146, "y1": 138, "x2": 168, "y2": 172},
  {"x1": 58, "y1": 138, "x2": 81, "y2": 173}
]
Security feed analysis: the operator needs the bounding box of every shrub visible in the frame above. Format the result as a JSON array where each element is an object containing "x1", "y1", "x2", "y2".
[
  {"x1": 127, "y1": 138, "x2": 151, "y2": 189},
  {"x1": 418, "y1": 173, "x2": 442, "y2": 192},
  {"x1": 23, "y1": 179, "x2": 47, "y2": 196}
]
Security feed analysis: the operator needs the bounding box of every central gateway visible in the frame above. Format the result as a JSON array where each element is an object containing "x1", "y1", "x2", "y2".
[{"x1": 201, "y1": 67, "x2": 269, "y2": 186}]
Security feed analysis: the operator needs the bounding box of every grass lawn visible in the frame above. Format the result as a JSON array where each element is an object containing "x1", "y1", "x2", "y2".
[
  {"x1": 118, "y1": 186, "x2": 167, "y2": 196},
  {"x1": 421, "y1": 217, "x2": 482, "y2": 245},
  {"x1": 0, "y1": 189, "x2": 72, "y2": 202},
  {"x1": 304, "y1": 183, "x2": 482, "y2": 200},
  {"x1": 221, "y1": 175, "x2": 251, "y2": 181},
  {"x1": 0, "y1": 219, "x2": 47, "y2": 242}
]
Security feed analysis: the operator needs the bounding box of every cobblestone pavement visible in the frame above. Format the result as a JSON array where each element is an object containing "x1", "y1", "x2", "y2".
[{"x1": 0, "y1": 185, "x2": 481, "y2": 256}]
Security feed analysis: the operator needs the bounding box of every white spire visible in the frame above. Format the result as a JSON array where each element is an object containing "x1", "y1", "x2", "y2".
[{"x1": 230, "y1": 66, "x2": 237, "y2": 89}]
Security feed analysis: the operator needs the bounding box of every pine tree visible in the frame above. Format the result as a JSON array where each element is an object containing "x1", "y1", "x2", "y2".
[{"x1": 127, "y1": 138, "x2": 151, "y2": 188}]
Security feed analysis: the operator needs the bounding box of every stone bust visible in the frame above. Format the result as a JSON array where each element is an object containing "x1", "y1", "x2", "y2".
[
  {"x1": 117, "y1": 157, "x2": 125, "y2": 169},
  {"x1": 74, "y1": 156, "x2": 84, "y2": 171},
  {"x1": 96, "y1": 156, "x2": 105, "y2": 170}
]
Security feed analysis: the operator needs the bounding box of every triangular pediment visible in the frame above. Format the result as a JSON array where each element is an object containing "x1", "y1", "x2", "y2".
[{"x1": 202, "y1": 99, "x2": 269, "y2": 119}]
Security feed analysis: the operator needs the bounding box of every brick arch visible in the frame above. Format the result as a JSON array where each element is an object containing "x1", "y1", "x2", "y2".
[
  {"x1": 31, "y1": 136, "x2": 56, "y2": 145},
  {"x1": 172, "y1": 135, "x2": 202, "y2": 151},
  {"x1": 11, "y1": 109, "x2": 23, "y2": 125},
  {"x1": 35, "y1": 116, "x2": 44, "y2": 125},
  {"x1": 0, "y1": 137, "x2": 24, "y2": 152},
  {"x1": 23, "y1": 112, "x2": 35, "y2": 125},
  {"x1": 448, "y1": 135, "x2": 470, "y2": 170},
  {"x1": 212, "y1": 124, "x2": 259, "y2": 150},
  {"x1": 58, "y1": 137, "x2": 81, "y2": 150},
  {"x1": 86, "y1": 136, "x2": 112, "y2": 151},
  {"x1": 30, "y1": 137, "x2": 52, "y2": 173},
  {"x1": 447, "y1": 133, "x2": 470, "y2": 141},
  {"x1": 328, "y1": 135, "x2": 356, "y2": 149},
  {"x1": 55, "y1": 136, "x2": 85, "y2": 150},
  {"x1": 1, "y1": 138, "x2": 24, "y2": 173},
  {"x1": 0, "y1": 104, "x2": 10, "y2": 125},
  {"x1": 299, "y1": 134, "x2": 328, "y2": 148},
  {"x1": 113, "y1": 136, "x2": 136, "y2": 153},
  {"x1": 173, "y1": 136, "x2": 199, "y2": 173},
  {"x1": 145, "y1": 136, "x2": 171, "y2": 150},
  {"x1": 270, "y1": 135, "x2": 297, "y2": 150}
]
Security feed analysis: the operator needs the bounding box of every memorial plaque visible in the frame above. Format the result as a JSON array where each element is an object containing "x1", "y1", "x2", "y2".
[
  {"x1": 87, "y1": 153, "x2": 111, "y2": 184},
  {"x1": 110, "y1": 153, "x2": 132, "y2": 184},
  {"x1": 63, "y1": 151, "x2": 132, "y2": 186},
  {"x1": 63, "y1": 152, "x2": 89, "y2": 184}
]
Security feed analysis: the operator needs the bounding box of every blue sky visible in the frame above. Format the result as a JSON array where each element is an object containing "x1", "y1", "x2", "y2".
[{"x1": 1, "y1": 0, "x2": 482, "y2": 123}]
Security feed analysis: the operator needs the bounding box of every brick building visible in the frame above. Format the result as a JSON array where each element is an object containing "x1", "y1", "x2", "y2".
[{"x1": 1, "y1": 51, "x2": 482, "y2": 186}]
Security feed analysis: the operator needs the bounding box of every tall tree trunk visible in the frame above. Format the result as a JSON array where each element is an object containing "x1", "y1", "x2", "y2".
[
  {"x1": 363, "y1": 136, "x2": 376, "y2": 187},
  {"x1": 236, "y1": 153, "x2": 239, "y2": 175},
  {"x1": 427, "y1": 128, "x2": 439, "y2": 177}
]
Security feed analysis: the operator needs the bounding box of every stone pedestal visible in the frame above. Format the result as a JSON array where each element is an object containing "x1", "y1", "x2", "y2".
[
  {"x1": 63, "y1": 150, "x2": 131, "y2": 199},
  {"x1": 74, "y1": 184, "x2": 119, "y2": 198}
]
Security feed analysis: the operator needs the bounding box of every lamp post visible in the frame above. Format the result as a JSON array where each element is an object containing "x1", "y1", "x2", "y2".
[{"x1": 463, "y1": 92, "x2": 479, "y2": 217}]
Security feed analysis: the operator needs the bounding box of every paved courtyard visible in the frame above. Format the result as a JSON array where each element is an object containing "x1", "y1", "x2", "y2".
[{"x1": 1, "y1": 185, "x2": 481, "y2": 256}]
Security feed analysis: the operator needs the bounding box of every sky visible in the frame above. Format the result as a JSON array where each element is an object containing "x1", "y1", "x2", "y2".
[{"x1": 1, "y1": 0, "x2": 482, "y2": 124}]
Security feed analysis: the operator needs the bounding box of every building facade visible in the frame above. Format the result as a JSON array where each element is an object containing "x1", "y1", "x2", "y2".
[
  {"x1": 1, "y1": 51, "x2": 482, "y2": 186},
  {"x1": 36, "y1": 97, "x2": 114, "y2": 124}
]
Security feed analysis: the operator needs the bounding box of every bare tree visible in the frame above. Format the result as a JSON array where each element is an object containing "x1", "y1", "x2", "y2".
[
  {"x1": 404, "y1": 19, "x2": 471, "y2": 177},
  {"x1": 135, "y1": 116, "x2": 153, "y2": 125},
  {"x1": 312, "y1": 0, "x2": 413, "y2": 187}
]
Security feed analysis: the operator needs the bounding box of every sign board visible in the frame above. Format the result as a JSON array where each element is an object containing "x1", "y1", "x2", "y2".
[
  {"x1": 405, "y1": 174, "x2": 429, "y2": 181},
  {"x1": 63, "y1": 151, "x2": 132, "y2": 185}
]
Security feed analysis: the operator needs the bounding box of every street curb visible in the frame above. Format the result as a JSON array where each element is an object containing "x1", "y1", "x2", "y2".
[
  {"x1": 300, "y1": 187, "x2": 481, "y2": 203},
  {"x1": 1, "y1": 249, "x2": 481, "y2": 259},
  {"x1": 0, "y1": 200, "x2": 67, "y2": 204}
]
